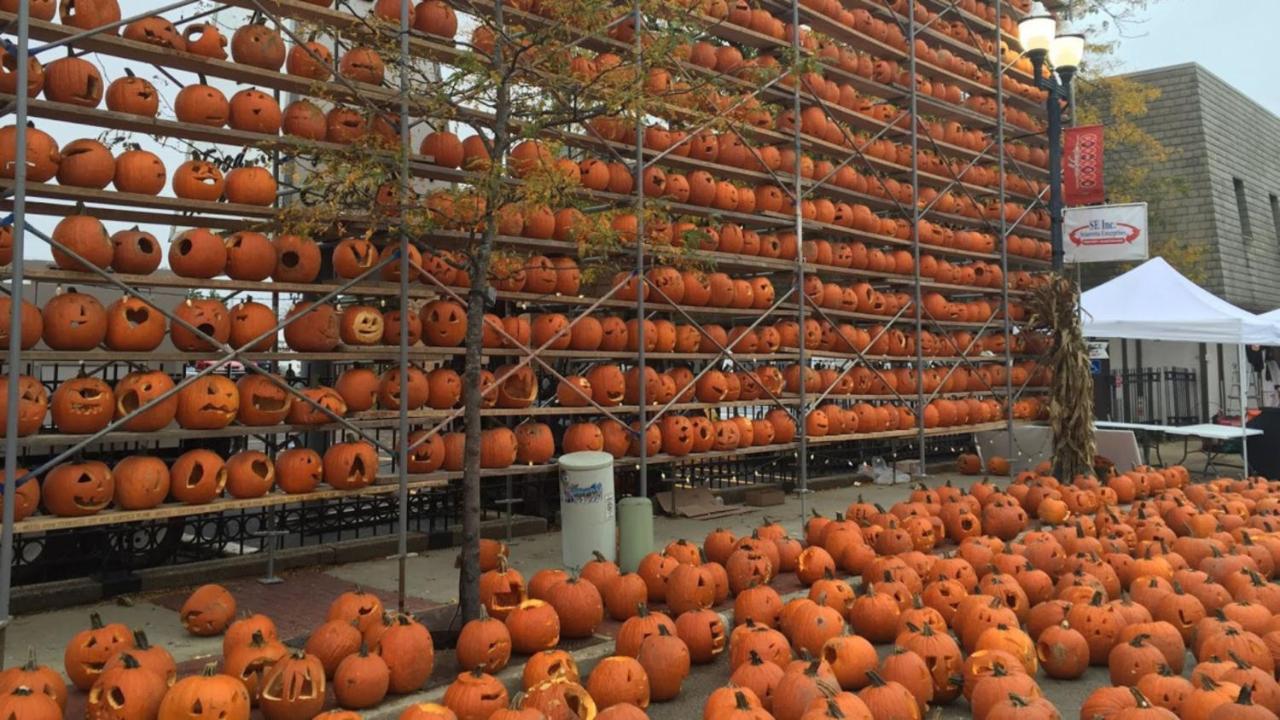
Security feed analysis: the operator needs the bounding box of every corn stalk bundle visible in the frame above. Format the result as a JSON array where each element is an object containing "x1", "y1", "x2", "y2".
[{"x1": 1026, "y1": 274, "x2": 1095, "y2": 479}]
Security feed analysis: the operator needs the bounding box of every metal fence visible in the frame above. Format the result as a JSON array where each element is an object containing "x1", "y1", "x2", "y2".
[{"x1": 1109, "y1": 367, "x2": 1201, "y2": 425}]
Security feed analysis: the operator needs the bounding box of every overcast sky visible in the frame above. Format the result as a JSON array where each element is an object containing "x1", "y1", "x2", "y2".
[{"x1": 1103, "y1": 0, "x2": 1280, "y2": 117}]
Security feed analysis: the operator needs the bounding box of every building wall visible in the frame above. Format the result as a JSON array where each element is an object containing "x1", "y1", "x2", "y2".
[{"x1": 1113, "y1": 64, "x2": 1280, "y2": 312}]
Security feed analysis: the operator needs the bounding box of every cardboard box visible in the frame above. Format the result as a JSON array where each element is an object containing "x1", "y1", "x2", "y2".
[{"x1": 744, "y1": 487, "x2": 785, "y2": 507}]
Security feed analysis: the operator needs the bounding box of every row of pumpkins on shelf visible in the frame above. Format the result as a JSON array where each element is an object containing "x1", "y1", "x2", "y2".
[
  {"x1": 0, "y1": 344, "x2": 1048, "y2": 437},
  {"x1": 0, "y1": 274, "x2": 1039, "y2": 359},
  {"x1": 0, "y1": 437, "x2": 387, "y2": 518},
  {"x1": 584, "y1": 0, "x2": 1047, "y2": 131}
]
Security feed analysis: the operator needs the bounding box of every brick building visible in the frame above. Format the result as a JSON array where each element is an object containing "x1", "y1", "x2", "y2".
[{"x1": 1106, "y1": 63, "x2": 1280, "y2": 311}]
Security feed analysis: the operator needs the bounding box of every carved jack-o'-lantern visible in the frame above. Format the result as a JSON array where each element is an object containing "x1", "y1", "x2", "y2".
[
  {"x1": 174, "y1": 85, "x2": 229, "y2": 127},
  {"x1": 169, "y1": 449, "x2": 227, "y2": 505},
  {"x1": 421, "y1": 300, "x2": 467, "y2": 346},
  {"x1": 377, "y1": 366, "x2": 429, "y2": 411},
  {"x1": 169, "y1": 227, "x2": 227, "y2": 279},
  {"x1": 233, "y1": 374, "x2": 291, "y2": 427},
  {"x1": 50, "y1": 375, "x2": 114, "y2": 434},
  {"x1": 42, "y1": 460, "x2": 113, "y2": 517},
  {"x1": 286, "y1": 387, "x2": 347, "y2": 426},
  {"x1": 224, "y1": 166, "x2": 277, "y2": 206},
  {"x1": 113, "y1": 370, "x2": 177, "y2": 432},
  {"x1": 224, "y1": 231, "x2": 276, "y2": 281},
  {"x1": 494, "y1": 365, "x2": 538, "y2": 409},
  {"x1": 272, "y1": 234, "x2": 321, "y2": 283},
  {"x1": 0, "y1": 374, "x2": 47, "y2": 438},
  {"x1": 324, "y1": 441, "x2": 378, "y2": 490},
  {"x1": 109, "y1": 226, "x2": 162, "y2": 273},
  {"x1": 176, "y1": 375, "x2": 239, "y2": 430},
  {"x1": 0, "y1": 297, "x2": 41, "y2": 351},
  {"x1": 171, "y1": 298, "x2": 230, "y2": 351},
  {"x1": 183, "y1": 23, "x2": 228, "y2": 59},
  {"x1": 42, "y1": 290, "x2": 106, "y2": 350},
  {"x1": 275, "y1": 448, "x2": 322, "y2": 494},
  {"x1": 227, "y1": 301, "x2": 276, "y2": 352},
  {"x1": 228, "y1": 88, "x2": 282, "y2": 135},
  {"x1": 231, "y1": 24, "x2": 286, "y2": 70},
  {"x1": 340, "y1": 306, "x2": 385, "y2": 347},
  {"x1": 172, "y1": 159, "x2": 225, "y2": 200}
]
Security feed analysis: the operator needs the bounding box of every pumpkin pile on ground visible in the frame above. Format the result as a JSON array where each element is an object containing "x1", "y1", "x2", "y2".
[{"x1": 15, "y1": 468, "x2": 1280, "y2": 720}]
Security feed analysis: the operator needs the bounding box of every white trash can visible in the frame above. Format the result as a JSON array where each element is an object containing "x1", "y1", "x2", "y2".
[{"x1": 558, "y1": 451, "x2": 616, "y2": 570}]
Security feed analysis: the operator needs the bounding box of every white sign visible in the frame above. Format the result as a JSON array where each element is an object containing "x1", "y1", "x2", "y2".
[
  {"x1": 1063, "y1": 202, "x2": 1149, "y2": 264},
  {"x1": 1087, "y1": 341, "x2": 1109, "y2": 360}
]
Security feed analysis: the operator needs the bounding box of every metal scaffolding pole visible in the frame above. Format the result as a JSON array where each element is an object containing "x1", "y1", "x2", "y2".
[
  {"x1": 0, "y1": 0, "x2": 30, "y2": 661},
  {"x1": 790, "y1": 0, "x2": 808, "y2": 519},
  {"x1": 996, "y1": 0, "x2": 1015, "y2": 455},
  {"x1": 632, "y1": 0, "x2": 648, "y2": 498},
  {"x1": 396, "y1": 0, "x2": 413, "y2": 613},
  {"x1": 908, "y1": 0, "x2": 926, "y2": 472}
]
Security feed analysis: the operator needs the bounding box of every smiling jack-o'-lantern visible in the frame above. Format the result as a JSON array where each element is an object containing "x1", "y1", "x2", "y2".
[
  {"x1": 169, "y1": 449, "x2": 226, "y2": 505},
  {"x1": 421, "y1": 300, "x2": 467, "y2": 347},
  {"x1": 175, "y1": 375, "x2": 239, "y2": 430},
  {"x1": 0, "y1": 374, "x2": 46, "y2": 438},
  {"x1": 378, "y1": 366, "x2": 429, "y2": 411},
  {"x1": 42, "y1": 460, "x2": 113, "y2": 517},
  {"x1": 586, "y1": 364, "x2": 625, "y2": 407},
  {"x1": 324, "y1": 441, "x2": 378, "y2": 490},
  {"x1": 340, "y1": 306, "x2": 385, "y2": 347},
  {"x1": 50, "y1": 376, "x2": 113, "y2": 434},
  {"x1": 42, "y1": 290, "x2": 106, "y2": 350}
]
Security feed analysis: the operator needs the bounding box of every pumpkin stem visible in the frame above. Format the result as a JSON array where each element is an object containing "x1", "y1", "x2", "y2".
[
  {"x1": 592, "y1": 550, "x2": 606, "y2": 563},
  {"x1": 636, "y1": 603, "x2": 649, "y2": 617},
  {"x1": 89, "y1": 613, "x2": 105, "y2": 630},
  {"x1": 865, "y1": 670, "x2": 885, "y2": 687},
  {"x1": 1089, "y1": 591, "x2": 1104, "y2": 607},
  {"x1": 509, "y1": 692, "x2": 526, "y2": 709},
  {"x1": 825, "y1": 699, "x2": 846, "y2": 718},
  {"x1": 1128, "y1": 687, "x2": 1152, "y2": 709},
  {"x1": 656, "y1": 625, "x2": 672, "y2": 637},
  {"x1": 1007, "y1": 693, "x2": 1030, "y2": 708},
  {"x1": 1239, "y1": 683, "x2": 1257, "y2": 706},
  {"x1": 118, "y1": 653, "x2": 141, "y2": 670},
  {"x1": 201, "y1": 662, "x2": 219, "y2": 677},
  {"x1": 22, "y1": 647, "x2": 37, "y2": 671},
  {"x1": 734, "y1": 690, "x2": 753, "y2": 710},
  {"x1": 1228, "y1": 650, "x2": 1252, "y2": 669}
]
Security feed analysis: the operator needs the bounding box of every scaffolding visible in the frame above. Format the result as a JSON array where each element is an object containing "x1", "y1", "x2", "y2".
[{"x1": 0, "y1": 0, "x2": 1053, "y2": 645}]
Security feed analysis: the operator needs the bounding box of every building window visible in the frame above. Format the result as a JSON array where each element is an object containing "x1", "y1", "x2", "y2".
[
  {"x1": 1271, "y1": 194, "x2": 1280, "y2": 243},
  {"x1": 1234, "y1": 178, "x2": 1253, "y2": 242}
]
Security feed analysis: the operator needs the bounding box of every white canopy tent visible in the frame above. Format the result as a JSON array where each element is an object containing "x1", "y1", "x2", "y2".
[{"x1": 1080, "y1": 257, "x2": 1280, "y2": 473}]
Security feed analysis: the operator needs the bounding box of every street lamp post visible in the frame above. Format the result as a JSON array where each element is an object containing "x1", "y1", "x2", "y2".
[{"x1": 1019, "y1": 2, "x2": 1085, "y2": 271}]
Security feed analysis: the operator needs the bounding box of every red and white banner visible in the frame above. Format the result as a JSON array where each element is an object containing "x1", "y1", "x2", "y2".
[{"x1": 1064, "y1": 125, "x2": 1105, "y2": 206}]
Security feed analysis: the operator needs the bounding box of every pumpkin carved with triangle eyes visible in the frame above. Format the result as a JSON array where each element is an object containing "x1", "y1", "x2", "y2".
[{"x1": 42, "y1": 460, "x2": 114, "y2": 517}]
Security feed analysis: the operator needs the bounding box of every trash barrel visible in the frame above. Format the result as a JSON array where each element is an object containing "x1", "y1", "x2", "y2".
[{"x1": 558, "y1": 451, "x2": 616, "y2": 570}]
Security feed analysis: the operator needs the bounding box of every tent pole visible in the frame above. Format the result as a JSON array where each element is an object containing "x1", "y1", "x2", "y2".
[{"x1": 1239, "y1": 343, "x2": 1250, "y2": 477}]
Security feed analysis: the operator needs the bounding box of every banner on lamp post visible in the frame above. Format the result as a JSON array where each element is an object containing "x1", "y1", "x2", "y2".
[
  {"x1": 1064, "y1": 202, "x2": 1149, "y2": 264},
  {"x1": 1064, "y1": 125, "x2": 1105, "y2": 206}
]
